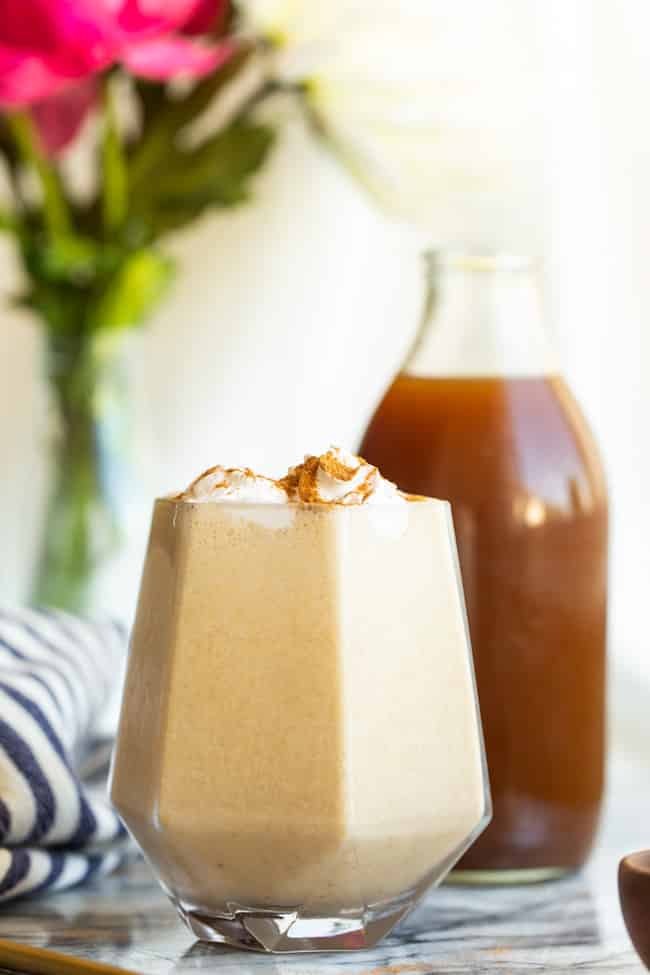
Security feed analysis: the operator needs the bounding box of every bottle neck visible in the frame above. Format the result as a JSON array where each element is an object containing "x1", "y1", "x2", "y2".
[{"x1": 404, "y1": 253, "x2": 558, "y2": 379}]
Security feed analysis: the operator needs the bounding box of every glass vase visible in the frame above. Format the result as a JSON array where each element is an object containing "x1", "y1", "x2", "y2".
[{"x1": 31, "y1": 329, "x2": 131, "y2": 615}]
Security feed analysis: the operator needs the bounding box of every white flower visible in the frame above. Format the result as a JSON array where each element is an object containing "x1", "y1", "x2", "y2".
[
  {"x1": 241, "y1": 1, "x2": 345, "y2": 52},
  {"x1": 242, "y1": 0, "x2": 548, "y2": 248}
]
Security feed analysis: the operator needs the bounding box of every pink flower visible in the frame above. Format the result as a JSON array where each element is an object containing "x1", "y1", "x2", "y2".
[
  {"x1": 182, "y1": 0, "x2": 229, "y2": 35},
  {"x1": 0, "y1": 0, "x2": 114, "y2": 107},
  {"x1": 109, "y1": 0, "x2": 232, "y2": 80},
  {"x1": 30, "y1": 78, "x2": 99, "y2": 155},
  {"x1": 0, "y1": 0, "x2": 231, "y2": 153}
]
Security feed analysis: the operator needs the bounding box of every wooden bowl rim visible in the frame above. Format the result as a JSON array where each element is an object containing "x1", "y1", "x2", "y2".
[{"x1": 620, "y1": 850, "x2": 650, "y2": 877}]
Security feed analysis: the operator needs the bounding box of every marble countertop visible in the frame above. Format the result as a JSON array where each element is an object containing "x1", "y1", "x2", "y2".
[{"x1": 1, "y1": 751, "x2": 648, "y2": 975}]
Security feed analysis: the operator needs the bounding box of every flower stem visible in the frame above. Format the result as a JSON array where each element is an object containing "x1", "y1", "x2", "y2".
[
  {"x1": 102, "y1": 76, "x2": 128, "y2": 236},
  {"x1": 230, "y1": 78, "x2": 284, "y2": 124},
  {"x1": 7, "y1": 112, "x2": 70, "y2": 237}
]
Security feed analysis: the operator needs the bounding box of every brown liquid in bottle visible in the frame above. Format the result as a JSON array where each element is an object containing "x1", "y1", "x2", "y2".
[{"x1": 360, "y1": 374, "x2": 607, "y2": 873}]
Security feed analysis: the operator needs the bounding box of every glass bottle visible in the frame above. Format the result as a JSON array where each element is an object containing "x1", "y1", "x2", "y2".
[{"x1": 359, "y1": 252, "x2": 608, "y2": 882}]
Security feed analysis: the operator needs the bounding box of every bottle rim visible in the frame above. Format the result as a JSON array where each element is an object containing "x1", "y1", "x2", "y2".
[{"x1": 426, "y1": 250, "x2": 539, "y2": 273}]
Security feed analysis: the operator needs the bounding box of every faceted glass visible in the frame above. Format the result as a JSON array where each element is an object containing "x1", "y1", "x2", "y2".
[{"x1": 110, "y1": 499, "x2": 490, "y2": 952}]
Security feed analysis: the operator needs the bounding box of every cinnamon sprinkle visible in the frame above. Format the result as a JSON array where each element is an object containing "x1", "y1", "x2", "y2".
[
  {"x1": 174, "y1": 448, "x2": 413, "y2": 505},
  {"x1": 280, "y1": 449, "x2": 380, "y2": 505}
]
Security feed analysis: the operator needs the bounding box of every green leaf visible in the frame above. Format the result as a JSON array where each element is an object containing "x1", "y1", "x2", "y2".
[
  {"x1": 6, "y1": 112, "x2": 71, "y2": 237},
  {"x1": 128, "y1": 48, "x2": 252, "y2": 194},
  {"x1": 38, "y1": 236, "x2": 102, "y2": 281},
  {"x1": 133, "y1": 80, "x2": 168, "y2": 130},
  {"x1": 19, "y1": 232, "x2": 121, "y2": 286},
  {"x1": 88, "y1": 248, "x2": 175, "y2": 332},
  {"x1": 0, "y1": 206, "x2": 18, "y2": 234},
  {"x1": 16, "y1": 281, "x2": 87, "y2": 335},
  {"x1": 167, "y1": 122, "x2": 274, "y2": 202},
  {"x1": 134, "y1": 120, "x2": 275, "y2": 237},
  {"x1": 102, "y1": 78, "x2": 128, "y2": 235}
]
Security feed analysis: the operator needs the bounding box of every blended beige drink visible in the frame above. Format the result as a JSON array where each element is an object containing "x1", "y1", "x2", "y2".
[{"x1": 110, "y1": 449, "x2": 490, "y2": 953}]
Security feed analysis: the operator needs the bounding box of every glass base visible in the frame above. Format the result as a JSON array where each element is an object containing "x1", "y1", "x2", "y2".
[
  {"x1": 174, "y1": 896, "x2": 414, "y2": 953},
  {"x1": 170, "y1": 814, "x2": 493, "y2": 952},
  {"x1": 447, "y1": 866, "x2": 571, "y2": 886}
]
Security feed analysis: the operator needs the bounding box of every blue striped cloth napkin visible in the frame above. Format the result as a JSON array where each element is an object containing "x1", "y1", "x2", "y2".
[{"x1": 0, "y1": 607, "x2": 130, "y2": 903}]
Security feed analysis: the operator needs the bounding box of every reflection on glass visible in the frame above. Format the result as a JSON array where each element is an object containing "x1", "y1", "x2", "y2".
[{"x1": 512, "y1": 495, "x2": 547, "y2": 528}]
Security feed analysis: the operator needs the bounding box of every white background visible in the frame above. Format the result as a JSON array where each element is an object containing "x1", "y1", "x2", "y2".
[{"x1": 0, "y1": 2, "x2": 648, "y2": 724}]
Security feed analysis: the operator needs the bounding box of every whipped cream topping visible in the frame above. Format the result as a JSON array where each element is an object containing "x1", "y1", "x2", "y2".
[
  {"x1": 175, "y1": 466, "x2": 288, "y2": 504},
  {"x1": 175, "y1": 448, "x2": 409, "y2": 507},
  {"x1": 280, "y1": 448, "x2": 405, "y2": 506}
]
